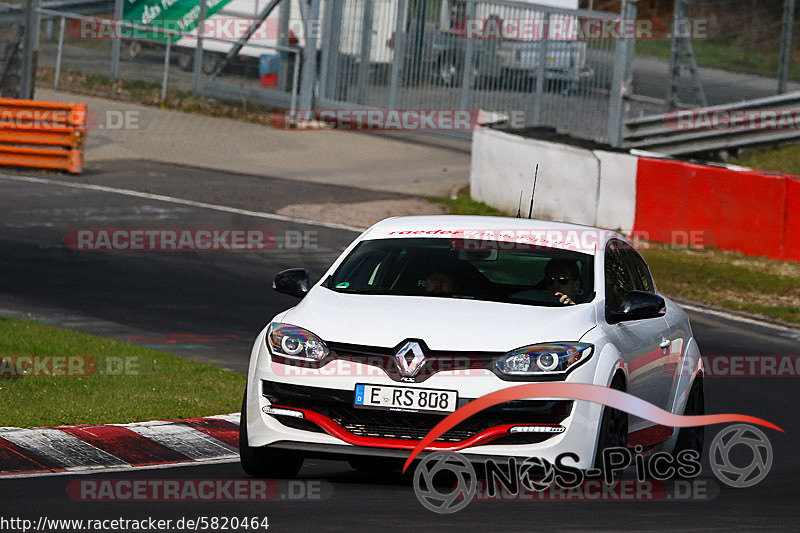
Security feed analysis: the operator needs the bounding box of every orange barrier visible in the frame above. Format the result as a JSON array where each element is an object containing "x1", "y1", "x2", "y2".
[{"x1": 0, "y1": 98, "x2": 87, "y2": 173}]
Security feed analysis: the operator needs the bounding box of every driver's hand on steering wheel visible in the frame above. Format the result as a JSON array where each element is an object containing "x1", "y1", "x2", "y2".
[{"x1": 554, "y1": 291, "x2": 576, "y2": 305}]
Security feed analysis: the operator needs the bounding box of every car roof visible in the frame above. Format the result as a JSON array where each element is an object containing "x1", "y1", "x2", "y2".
[{"x1": 360, "y1": 215, "x2": 629, "y2": 255}]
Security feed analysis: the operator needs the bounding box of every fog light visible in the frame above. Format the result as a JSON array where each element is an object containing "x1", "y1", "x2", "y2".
[
  {"x1": 262, "y1": 405, "x2": 304, "y2": 418},
  {"x1": 509, "y1": 425, "x2": 565, "y2": 434}
]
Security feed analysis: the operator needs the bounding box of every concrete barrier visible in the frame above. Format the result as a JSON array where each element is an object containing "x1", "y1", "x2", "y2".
[
  {"x1": 470, "y1": 127, "x2": 638, "y2": 230},
  {"x1": 470, "y1": 125, "x2": 800, "y2": 262},
  {"x1": 780, "y1": 176, "x2": 799, "y2": 262},
  {"x1": 634, "y1": 158, "x2": 788, "y2": 259}
]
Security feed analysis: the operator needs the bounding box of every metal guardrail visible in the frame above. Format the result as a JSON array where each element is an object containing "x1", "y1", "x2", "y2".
[
  {"x1": 624, "y1": 91, "x2": 800, "y2": 155},
  {"x1": 0, "y1": 0, "x2": 112, "y2": 22}
]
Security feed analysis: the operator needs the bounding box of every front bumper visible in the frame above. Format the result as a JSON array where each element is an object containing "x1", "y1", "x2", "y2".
[{"x1": 245, "y1": 332, "x2": 607, "y2": 469}]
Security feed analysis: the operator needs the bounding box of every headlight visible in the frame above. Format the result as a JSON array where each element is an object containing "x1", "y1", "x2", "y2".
[
  {"x1": 495, "y1": 342, "x2": 592, "y2": 376},
  {"x1": 267, "y1": 323, "x2": 329, "y2": 361}
]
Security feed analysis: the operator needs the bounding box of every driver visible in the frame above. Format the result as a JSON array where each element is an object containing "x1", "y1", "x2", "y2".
[
  {"x1": 424, "y1": 271, "x2": 459, "y2": 293},
  {"x1": 544, "y1": 259, "x2": 581, "y2": 306}
]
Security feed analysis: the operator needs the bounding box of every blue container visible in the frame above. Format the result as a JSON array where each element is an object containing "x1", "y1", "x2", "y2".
[{"x1": 259, "y1": 53, "x2": 281, "y2": 77}]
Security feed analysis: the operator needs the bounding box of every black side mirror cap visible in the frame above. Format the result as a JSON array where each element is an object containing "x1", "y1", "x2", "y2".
[
  {"x1": 273, "y1": 268, "x2": 310, "y2": 299},
  {"x1": 608, "y1": 290, "x2": 666, "y2": 324}
]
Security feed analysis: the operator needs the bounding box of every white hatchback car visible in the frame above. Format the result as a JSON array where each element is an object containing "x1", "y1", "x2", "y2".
[{"x1": 240, "y1": 216, "x2": 704, "y2": 477}]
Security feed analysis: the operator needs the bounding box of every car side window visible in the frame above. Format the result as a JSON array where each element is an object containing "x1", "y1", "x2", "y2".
[
  {"x1": 605, "y1": 241, "x2": 637, "y2": 313},
  {"x1": 627, "y1": 251, "x2": 656, "y2": 294}
]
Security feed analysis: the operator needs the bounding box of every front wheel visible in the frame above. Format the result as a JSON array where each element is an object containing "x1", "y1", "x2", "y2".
[
  {"x1": 672, "y1": 377, "x2": 704, "y2": 460},
  {"x1": 239, "y1": 393, "x2": 304, "y2": 478},
  {"x1": 593, "y1": 377, "x2": 628, "y2": 472}
]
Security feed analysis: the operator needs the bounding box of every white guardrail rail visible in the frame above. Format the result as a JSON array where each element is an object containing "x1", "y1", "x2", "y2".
[{"x1": 623, "y1": 90, "x2": 800, "y2": 155}]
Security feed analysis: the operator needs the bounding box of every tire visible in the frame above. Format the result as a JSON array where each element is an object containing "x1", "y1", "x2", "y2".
[
  {"x1": 239, "y1": 393, "x2": 304, "y2": 478},
  {"x1": 593, "y1": 376, "x2": 628, "y2": 472},
  {"x1": 123, "y1": 41, "x2": 142, "y2": 59},
  {"x1": 177, "y1": 49, "x2": 193, "y2": 71},
  {"x1": 672, "y1": 377, "x2": 704, "y2": 460},
  {"x1": 437, "y1": 55, "x2": 460, "y2": 87},
  {"x1": 202, "y1": 52, "x2": 223, "y2": 75}
]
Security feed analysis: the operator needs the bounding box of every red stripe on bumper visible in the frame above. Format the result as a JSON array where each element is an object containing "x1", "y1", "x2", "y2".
[{"x1": 272, "y1": 405, "x2": 561, "y2": 451}]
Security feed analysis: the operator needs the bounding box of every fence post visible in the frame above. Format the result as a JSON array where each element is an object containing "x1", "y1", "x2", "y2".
[
  {"x1": 779, "y1": 0, "x2": 795, "y2": 94},
  {"x1": 278, "y1": 0, "x2": 291, "y2": 92},
  {"x1": 192, "y1": 0, "x2": 207, "y2": 97},
  {"x1": 606, "y1": 0, "x2": 637, "y2": 147},
  {"x1": 356, "y1": 0, "x2": 374, "y2": 105},
  {"x1": 388, "y1": 0, "x2": 407, "y2": 109},
  {"x1": 290, "y1": 49, "x2": 300, "y2": 117},
  {"x1": 533, "y1": 12, "x2": 551, "y2": 126},
  {"x1": 459, "y1": 0, "x2": 477, "y2": 111},
  {"x1": 299, "y1": 0, "x2": 320, "y2": 110},
  {"x1": 20, "y1": 0, "x2": 40, "y2": 99},
  {"x1": 110, "y1": 0, "x2": 123, "y2": 81},
  {"x1": 54, "y1": 15, "x2": 65, "y2": 89},
  {"x1": 161, "y1": 35, "x2": 171, "y2": 101}
]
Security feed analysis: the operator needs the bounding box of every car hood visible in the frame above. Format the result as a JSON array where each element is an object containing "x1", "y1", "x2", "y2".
[{"x1": 280, "y1": 287, "x2": 597, "y2": 352}]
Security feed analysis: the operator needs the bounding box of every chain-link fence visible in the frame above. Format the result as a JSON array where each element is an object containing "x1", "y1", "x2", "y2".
[
  {"x1": 4, "y1": 0, "x2": 640, "y2": 144},
  {"x1": 318, "y1": 0, "x2": 631, "y2": 142},
  {"x1": 1, "y1": 1, "x2": 27, "y2": 97}
]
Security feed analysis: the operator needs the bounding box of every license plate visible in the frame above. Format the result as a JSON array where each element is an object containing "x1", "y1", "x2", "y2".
[{"x1": 354, "y1": 384, "x2": 458, "y2": 414}]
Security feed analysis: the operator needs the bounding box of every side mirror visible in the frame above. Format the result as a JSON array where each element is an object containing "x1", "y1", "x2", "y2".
[
  {"x1": 608, "y1": 290, "x2": 666, "y2": 324},
  {"x1": 273, "y1": 268, "x2": 310, "y2": 299}
]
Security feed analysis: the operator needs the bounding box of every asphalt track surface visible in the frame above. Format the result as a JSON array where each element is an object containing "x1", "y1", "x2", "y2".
[{"x1": 0, "y1": 165, "x2": 799, "y2": 531}]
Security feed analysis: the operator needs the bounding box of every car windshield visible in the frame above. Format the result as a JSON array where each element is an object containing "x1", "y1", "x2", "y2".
[{"x1": 327, "y1": 238, "x2": 594, "y2": 307}]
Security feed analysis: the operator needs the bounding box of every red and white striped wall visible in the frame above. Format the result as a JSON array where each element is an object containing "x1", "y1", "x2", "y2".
[
  {"x1": 471, "y1": 127, "x2": 800, "y2": 262},
  {"x1": 0, "y1": 414, "x2": 240, "y2": 478}
]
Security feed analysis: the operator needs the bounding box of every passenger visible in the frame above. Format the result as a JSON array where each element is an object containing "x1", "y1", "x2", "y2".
[{"x1": 424, "y1": 271, "x2": 459, "y2": 293}]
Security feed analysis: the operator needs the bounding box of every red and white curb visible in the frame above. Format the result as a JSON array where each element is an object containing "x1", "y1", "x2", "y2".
[{"x1": 0, "y1": 413, "x2": 241, "y2": 479}]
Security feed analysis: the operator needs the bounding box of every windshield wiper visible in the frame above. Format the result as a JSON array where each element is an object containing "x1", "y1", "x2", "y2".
[{"x1": 329, "y1": 287, "x2": 389, "y2": 295}]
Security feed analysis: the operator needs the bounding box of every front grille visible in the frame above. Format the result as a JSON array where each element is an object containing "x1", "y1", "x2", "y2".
[
  {"x1": 325, "y1": 340, "x2": 499, "y2": 384},
  {"x1": 263, "y1": 380, "x2": 571, "y2": 445}
]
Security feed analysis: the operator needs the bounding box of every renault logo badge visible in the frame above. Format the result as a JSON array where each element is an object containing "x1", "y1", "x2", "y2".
[{"x1": 395, "y1": 341, "x2": 426, "y2": 377}]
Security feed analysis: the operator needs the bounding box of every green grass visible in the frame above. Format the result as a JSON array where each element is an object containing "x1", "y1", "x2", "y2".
[
  {"x1": 431, "y1": 189, "x2": 505, "y2": 216},
  {"x1": 636, "y1": 39, "x2": 797, "y2": 81},
  {"x1": 641, "y1": 247, "x2": 800, "y2": 323},
  {"x1": 36, "y1": 67, "x2": 279, "y2": 125},
  {"x1": 0, "y1": 317, "x2": 245, "y2": 428},
  {"x1": 731, "y1": 143, "x2": 800, "y2": 176},
  {"x1": 434, "y1": 194, "x2": 800, "y2": 323}
]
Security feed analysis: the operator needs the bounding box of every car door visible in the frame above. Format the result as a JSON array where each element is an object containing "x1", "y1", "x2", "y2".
[
  {"x1": 627, "y1": 248, "x2": 690, "y2": 414},
  {"x1": 605, "y1": 240, "x2": 670, "y2": 431},
  {"x1": 622, "y1": 245, "x2": 676, "y2": 414}
]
